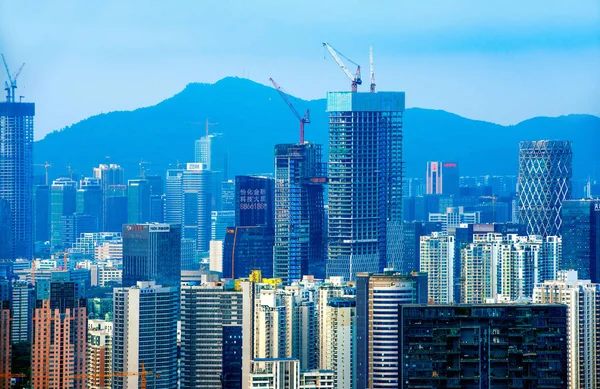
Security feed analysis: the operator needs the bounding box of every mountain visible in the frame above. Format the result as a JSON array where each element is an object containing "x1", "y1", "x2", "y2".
[{"x1": 34, "y1": 77, "x2": 600, "y2": 181}]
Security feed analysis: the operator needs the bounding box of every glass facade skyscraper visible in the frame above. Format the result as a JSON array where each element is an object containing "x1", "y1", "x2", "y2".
[
  {"x1": 50, "y1": 178, "x2": 77, "y2": 251},
  {"x1": 274, "y1": 143, "x2": 326, "y2": 284},
  {"x1": 561, "y1": 199, "x2": 600, "y2": 282},
  {"x1": 327, "y1": 92, "x2": 405, "y2": 280},
  {"x1": 127, "y1": 179, "x2": 151, "y2": 224},
  {"x1": 518, "y1": 140, "x2": 572, "y2": 237},
  {"x1": 0, "y1": 102, "x2": 34, "y2": 259},
  {"x1": 235, "y1": 175, "x2": 274, "y2": 228}
]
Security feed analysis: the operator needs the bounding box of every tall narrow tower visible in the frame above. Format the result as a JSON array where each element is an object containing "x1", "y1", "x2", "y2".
[
  {"x1": 0, "y1": 101, "x2": 34, "y2": 259},
  {"x1": 327, "y1": 91, "x2": 405, "y2": 280},
  {"x1": 518, "y1": 140, "x2": 572, "y2": 237}
]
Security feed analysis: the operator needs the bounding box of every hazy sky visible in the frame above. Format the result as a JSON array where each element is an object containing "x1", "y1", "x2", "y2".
[{"x1": 1, "y1": 0, "x2": 599, "y2": 140}]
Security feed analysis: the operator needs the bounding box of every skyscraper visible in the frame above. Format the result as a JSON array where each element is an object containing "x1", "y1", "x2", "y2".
[
  {"x1": 518, "y1": 140, "x2": 572, "y2": 236},
  {"x1": 561, "y1": 199, "x2": 600, "y2": 282},
  {"x1": 93, "y1": 163, "x2": 125, "y2": 231},
  {"x1": 235, "y1": 175, "x2": 275, "y2": 228},
  {"x1": 534, "y1": 270, "x2": 600, "y2": 389},
  {"x1": 0, "y1": 99, "x2": 34, "y2": 259},
  {"x1": 10, "y1": 281, "x2": 34, "y2": 344},
  {"x1": 426, "y1": 161, "x2": 459, "y2": 197},
  {"x1": 327, "y1": 92, "x2": 405, "y2": 280},
  {"x1": 274, "y1": 143, "x2": 326, "y2": 284},
  {"x1": 0, "y1": 200, "x2": 12, "y2": 259},
  {"x1": 222, "y1": 226, "x2": 274, "y2": 279},
  {"x1": 50, "y1": 178, "x2": 77, "y2": 251},
  {"x1": 77, "y1": 177, "x2": 103, "y2": 229},
  {"x1": 420, "y1": 232, "x2": 455, "y2": 304},
  {"x1": 34, "y1": 185, "x2": 50, "y2": 245},
  {"x1": 127, "y1": 179, "x2": 151, "y2": 223},
  {"x1": 104, "y1": 185, "x2": 128, "y2": 233},
  {"x1": 399, "y1": 304, "x2": 568, "y2": 389},
  {"x1": 195, "y1": 133, "x2": 229, "y2": 210},
  {"x1": 355, "y1": 271, "x2": 428, "y2": 389},
  {"x1": 113, "y1": 281, "x2": 178, "y2": 389},
  {"x1": 31, "y1": 273, "x2": 87, "y2": 389},
  {"x1": 122, "y1": 223, "x2": 181, "y2": 288},
  {"x1": 180, "y1": 278, "x2": 243, "y2": 389}
]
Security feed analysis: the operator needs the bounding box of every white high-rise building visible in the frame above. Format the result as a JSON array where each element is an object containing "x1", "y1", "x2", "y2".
[
  {"x1": 87, "y1": 320, "x2": 113, "y2": 389},
  {"x1": 321, "y1": 297, "x2": 355, "y2": 389},
  {"x1": 420, "y1": 232, "x2": 455, "y2": 303},
  {"x1": 533, "y1": 270, "x2": 600, "y2": 389}
]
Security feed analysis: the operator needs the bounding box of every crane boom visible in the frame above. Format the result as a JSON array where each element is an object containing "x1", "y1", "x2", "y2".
[
  {"x1": 269, "y1": 77, "x2": 310, "y2": 144},
  {"x1": 322, "y1": 42, "x2": 362, "y2": 92}
]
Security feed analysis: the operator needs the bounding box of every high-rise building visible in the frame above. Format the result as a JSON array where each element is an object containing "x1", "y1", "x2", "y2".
[
  {"x1": 180, "y1": 278, "x2": 243, "y2": 389},
  {"x1": 145, "y1": 175, "x2": 164, "y2": 196},
  {"x1": 561, "y1": 199, "x2": 600, "y2": 282},
  {"x1": 31, "y1": 273, "x2": 87, "y2": 389},
  {"x1": 113, "y1": 281, "x2": 178, "y2": 389},
  {"x1": 150, "y1": 194, "x2": 165, "y2": 223},
  {"x1": 401, "y1": 221, "x2": 443, "y2": 274},
  {"x1": 61, "y1": 213, "x2": 99, "y2": 247},
  {"x1": 104, "y1": 185, "x2": 128, "y2": 233},
  {"x1": 518, "y1": 140, "x2": 572, "y2": 236},
  {"x1": 93, "y1": 163, "x2": 125, "y2": 231},
  {"x1": 222, "y1": 226, "x2": 274, "y2": 279},
  {"x1": 221, "y1": 179, "x2": 235, "y2": 211},
  {"x1": 87, "y1": 320, "x2": 113, "y2": 389},
  {"x1": 420, "y1": 232, "x2": 455, "y2": 303},
  {"x1": 355, "y1": 271, "x2": 428, "y2": 389},
  {"x1": 34, "y1": 185, "x2": 50, "y2": 244},
  {"x1": 127, "y1": 179, "x2": 151, "y2": 224},
  {"x1": 10, "y1": 281, "x2": 34, "y2": 344},
  {"x1": 274, "y1": 143, "x2": 326, "y2": 284},
  {"x1": 321, "y1": 298, "x2": 355, "y2": 389},
  {"x1": 0, "y1": 200, "x2": 12, "y2": 259},
  {"x1": 181, "y1": 238, "x2": 197, "y2": 271},
  {"x1": 0, "y1": 100, "x2": 34, "y2": 260},
  {"x1": 122, "y1": 223, "x2": 181, "y2": 288},
  {"x1": 426, "y1": 161, "x2": 459, "y2": 197},
  {"x1": 212, "y1": 210, "x2": 235, "y2": 240},
  {"x1": 0, "y1": 291, "x2": 9, "y2": 389},
  {"x1": 166, "y1": 163, "x2": 212, "y2": 251},
  {"x1": 399, "y1": 304, "x2": 568, "y2": 389},
  {"x1": 534, "y1": 270, "x2": 600, "y2": 389},
  {"x1": 327, "y1": 92, "x2": 405, "y2": 279},
  {"x1": 195, "y1": 133, "x2": 228, "y2": 210},
  {"x1": 50, "y1": 178, "x2": 77, "y2": 250},
  {"x1": 235, "y1": 175, "x2": 275, "y2": 228},
  {"x1": 222, "y1": 325, "x2": 243, "y2": 389},
  {"x1": 77, "y1": 177, "x2": 103, "y2": 230}
]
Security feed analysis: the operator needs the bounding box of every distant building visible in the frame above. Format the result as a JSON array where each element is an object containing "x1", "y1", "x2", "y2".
[
  {"x1": 77, "y1": 177, "x2": 103, "y2": 230},
  {"x1": 518, "y1": 140, "x2": 572, "y2": 236},
  {"x1": 87, "y1": 320, "x2": 113, "y2": 389},
  {"x1": 221, "y1": 179, "x2": 235, "y2": 212},
  {"x1": 212, "y1": 210, "x2": 235, "y2": 241},
  {"x1": 0, "y1": 100, "x2": 35, "y2": 259},
  {"x1": 145, "y1": 174, "x2": 164, "y2": 196},
  {"x1": 112, "y1": 281, "x2": 178, "y2": 389},
  {"x1": 181, "y1": 238, "x2": 197, "y2": 271},
  {"x1": 534, "y1": 270, "x2": 600, "y2": 389},
  {"x1": 327, "y1": 92, "x2": 405, "y2": 279},
  {"x1": 561, "y1": 199, "x2": 600, "y2": 282},
  {"x1": 274, "y1": 143, "x2": 326, "y2": 284},
  {"x1": 0, "y1": 200, "x2": 12, "y2": 260},
  {"x1": 104, "y1": 185, "x2": 128, "y2": 233},
  {"x1": 355, "y1": 271, "x2": 428, "y2": 389},
  {"x1": 34, "y1": 185, "x2": 50, "y2": 244},
  {"x1": 402, "y1": 221, "x2": 443, "y2": 274},
  {"x1": 195, "y1": 133, "x2": 228, "y2": 210},
  {"x1": 426, "y1": 161, "x2": 459, "y2": 197},
  {"x1": 429, "y1": 206, "x2": 480, "y2": 234},
  {"x1": 127, "y1": 179, "x2": 151, "y2": 224},
  {"x1": 122, "y1": 223, "x2": 181, "y2": 288},
  {"x1": 150, "y1": 194, "x2": 165, "y2": 223},
  {"x1": 399, "y1": 304, "x2": 568, "y2": 389},
  {"x1": 50, "y1": 178, "x2": 77, "y2": 250},
  {"x1": 180, "y1": 278, "x2": 243, "y2": 389},
  {"x1": 61, "y1": 213, "x2": 99, "y2": 247},
  {"x1": 209, "y1": 240, "x2": 222, "y2": 273},
  {"x1": 31, "y1": 273, "x2": 87, "y2": 389}
]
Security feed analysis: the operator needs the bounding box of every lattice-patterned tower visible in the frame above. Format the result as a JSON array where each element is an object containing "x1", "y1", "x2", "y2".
[{"x1": 518, "y1": 140, "x2": 572, "y2": 237}]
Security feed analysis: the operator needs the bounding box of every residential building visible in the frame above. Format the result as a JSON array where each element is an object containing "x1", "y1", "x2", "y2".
[
  {"x1": 420, "y1": 232, "x2": 455, "y2": 303},
  {"x1": 0, "y1": 100, "x2": 34, "y2": 259},
  {"x1": 180, "y1": 278, "x2": 243, "y2": 389},
  {"x1": 401, "y1": 221, "x2": 443, "y2": 274},
  {"x1": 122, "y1": 223, "x2": 181, "y2": 288},
  {"x1": 31, "y1": 273, "x2": 87, "y2": 389},
  {"x1": 534, "y1": 270, "x2": 600, "y2": 389},
  {"x1": 112, "y1": 281, "x2": 178, "y2": 389},
  {"x1": 518, "y1": 140, "x2": 572, "y2": 236},
  {"x1": 327, "y1": 92, "x2": 405, "y2": 279},
  {"x1": 561, "y1": 199, "x2": 600, "y2": 282},
  {"x1": 399, "y1": 304, "x2": 568, "y2": 388},
  {"x1": 274, "y1": 143, "x2": 326, "y2": 284},
  {"x1": 87, "y1": 320, "x2": 113, "y2": 389},
  {"x1": 355, "y1": 271, "x2": 428, "y2": 389},
  {"x1": 321, "y1": 297, "x2": 355, "y2": 389}
]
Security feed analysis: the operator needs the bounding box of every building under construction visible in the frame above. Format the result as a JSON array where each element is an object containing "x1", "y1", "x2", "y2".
[
  {"x1": 274, "y1": 143, "x2": 326, "y2": 284},
  {"x1": 326, "y1": 91, "x2": 405, "y2": 280}
]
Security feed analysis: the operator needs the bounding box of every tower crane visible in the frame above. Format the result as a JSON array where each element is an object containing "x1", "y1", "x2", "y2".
[
  {"x1": 34, "y1": 161, "x2": 52, "y2": 185},
  {"x1": 139, "y1": 160, "x2": 151, "y2": 178},
  {"x1": 269, "y1": 77, "x2": 310, "y2": 144},
  {"x1": 370, "y1": 46, "x2": 376, "y2": 93},
  {"x1": 1, "y1": 54, "x2": 25, "y2": 103},
  {"x1": 66, "y1": 362, "x2": 159, "y2": 389},
  {"x1": 322, "y1": 42, "x2": 362, "y2": 92}
]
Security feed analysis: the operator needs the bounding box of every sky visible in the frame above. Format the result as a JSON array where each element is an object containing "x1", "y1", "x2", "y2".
[{"x1": 1, "y1": 0, "x2": 599, "y2": 140}]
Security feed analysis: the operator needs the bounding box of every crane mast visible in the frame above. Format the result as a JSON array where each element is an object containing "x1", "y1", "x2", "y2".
[
  {"x1": 269, "y1": 77, "x2": 310, "y2": 144},
  {"x1": 370, "y1": 46, "x2": 376, "y2": 93},
  {"x1": 322, "y1": 42, "x2": 362, "y2": 92},
  {"x1": 1, "y1": 54, "x2": 25, "y2": 103}
]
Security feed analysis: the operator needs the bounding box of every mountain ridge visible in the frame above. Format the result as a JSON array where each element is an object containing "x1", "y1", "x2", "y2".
[{"x1": 34, "y1": 76, "x2": 600, "y2": 181}]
